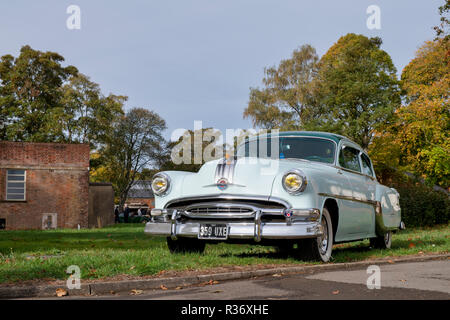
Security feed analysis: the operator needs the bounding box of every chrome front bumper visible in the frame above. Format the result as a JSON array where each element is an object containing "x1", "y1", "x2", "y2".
[{"x1": 144, "y1": 208, "x2": 323, "y2": 241}]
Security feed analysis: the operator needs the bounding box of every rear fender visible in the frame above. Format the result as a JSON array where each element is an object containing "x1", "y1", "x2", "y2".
[{"x1": 375, "y1": 186, "x2": 401, "y2": 236}]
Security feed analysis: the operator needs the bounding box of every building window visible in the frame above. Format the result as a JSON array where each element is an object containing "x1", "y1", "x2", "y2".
[{"x1": 6, "y1": 169, "x2": 26, "y2": 201}]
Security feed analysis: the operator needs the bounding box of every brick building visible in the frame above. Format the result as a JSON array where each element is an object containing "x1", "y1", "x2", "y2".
[{"x1": 0, "y1": 141, "x2": 91, "y2": 230}]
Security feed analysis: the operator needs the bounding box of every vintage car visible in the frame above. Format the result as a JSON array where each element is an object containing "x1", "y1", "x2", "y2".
[{"x1": 145, "y1": 131, "x2": 403, "y2": 262}]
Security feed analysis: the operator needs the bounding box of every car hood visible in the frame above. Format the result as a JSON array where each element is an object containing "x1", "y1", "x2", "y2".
[{"x1": 173, "y1": 157, "x2": 322, "y2": 199}]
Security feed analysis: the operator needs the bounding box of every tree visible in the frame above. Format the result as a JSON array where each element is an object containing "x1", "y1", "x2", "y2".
[
  {"x1": 434, "y1": 0, "x2": 449, "y2": 41},
  {"x1": 374, "y1": 39, "x2": 449, "y2": 188},
  {"x1": 0, "y1": 45, "x2": 78, "y2": 141},
  {"x1": 159, "y1": 128, "x2": 224, "y2": 173},
  {"x1": 61, "y1": 74, "x2": 126, "y2": 148},
  {"x1": 0, "y1": 45, "x2": 125, "y2": 148},
  {"x1": 243, "y1": 45, "x2": 319, "y2": 130},
  {"x1": 94, "y1": 108, "x2": 167, "y2": 207},
  {"x1": 312, "y1": 34, "x2": 401, "y2": 149}
]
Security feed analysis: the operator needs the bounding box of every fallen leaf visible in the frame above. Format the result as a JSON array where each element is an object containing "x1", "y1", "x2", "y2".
[
  {"x1": 387, "y1": 260, "x2": 394, "y2": 264},
  {"x1": 400, "y1": 279, "x2": 407, "y2": 282},
  {"x1": 110, "y1": 290, "x2": 116, "y2": 294},
  {"x1": 272, "y1": 274, "x2": 282, "y2": 277},
  {"x1": 129, "y1": 266, "x2": 135, "y2": 270},
  {"x1": 130, "y1": 289, "x2": 143, "y2": 295},
  {"x1": 408, "y1": 243, "x2": 416, "y2": 248},
  {"x1": 175, "y1": 286, "x2": 183, "y2": 290},
  {"x1": 332, "y1": 290, "x2": 340, "y2": 295},
  {"x1": 160, "y1": 285, "x2": 168, "y2": 290},
  {"x1": 56, "y1": 288, "x2": 68, "y2": 297},
  {"x1": 418, "y1": 251, "x2": 424, "y2": 254}
]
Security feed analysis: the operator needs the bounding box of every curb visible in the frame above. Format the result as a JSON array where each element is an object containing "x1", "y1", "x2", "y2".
[{"x1": 1, "y1": 253, "x2": 448, "y2": 299}]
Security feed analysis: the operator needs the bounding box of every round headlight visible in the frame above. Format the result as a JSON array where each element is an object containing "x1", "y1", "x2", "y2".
[
  {"x1": 151, "y1": 173, "x2": 170, "y2": 196},
  {"x1": 282, "y1": 169, "x2": 307, "y2": 194}
]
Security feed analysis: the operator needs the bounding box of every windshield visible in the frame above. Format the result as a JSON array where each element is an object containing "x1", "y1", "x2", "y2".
[{"x1": 236, "y1": 137, "x2": 336, "y2": 164}]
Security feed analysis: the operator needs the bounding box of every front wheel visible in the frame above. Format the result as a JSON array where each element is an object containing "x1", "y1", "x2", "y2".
[
  {"x1": 370, "y1": 231, "x2": 392, "y2": 249},
  {"x1": 298, "y1": 207, "x2": 334, "y2": 262},
  {"x1": 166, "y1": 237, "x2": 206, "y2": 254}
]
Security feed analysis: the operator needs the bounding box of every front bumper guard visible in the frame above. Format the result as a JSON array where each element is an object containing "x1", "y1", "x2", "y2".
[{"x1": 145, "y1": 208, "x2": 323, "y2": 242}]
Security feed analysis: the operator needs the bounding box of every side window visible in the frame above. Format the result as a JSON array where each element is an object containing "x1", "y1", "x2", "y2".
[
  {"x1": 6, "y1": 169, "x2": 26, "y2": 201},
  {"x1": 361, "y1": 153, "x2": 374, "y2": 177},
  {"x1": 339, "y1": 146, "x2": 361, "y2": 172}
]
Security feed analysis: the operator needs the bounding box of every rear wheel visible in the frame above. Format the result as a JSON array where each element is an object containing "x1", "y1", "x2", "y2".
[
  {"x1": 298, "y1": 207, "x2": 333, "y2": 262},
  {"x1": 370, "y1": 231, "x2": 392, "y2": 249},
  {"x1": 166, "y1": 237, "x2": 206, "y2": 254}
]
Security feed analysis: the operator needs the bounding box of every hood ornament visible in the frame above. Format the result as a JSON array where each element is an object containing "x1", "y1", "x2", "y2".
[
  {"x1": 202, "y1": 157, "x2": 246, "y2": 189},
  {"x1": 217, "y1": 178, "x2": 228, "y2": 191}
]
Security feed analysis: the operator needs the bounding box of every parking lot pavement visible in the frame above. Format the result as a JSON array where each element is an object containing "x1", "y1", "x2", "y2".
[{"x1": 31, "y1": 259, "x2": 450, "y2": 300}]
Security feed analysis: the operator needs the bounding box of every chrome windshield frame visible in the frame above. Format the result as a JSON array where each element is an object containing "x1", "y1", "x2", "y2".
[{"x1": 236, "y1": 135, "x2": 338, "y2": 166}]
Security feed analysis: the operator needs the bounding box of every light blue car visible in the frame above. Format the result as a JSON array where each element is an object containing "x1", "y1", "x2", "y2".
[{"x1": 145, "y1": 131, "x2": 403, "y2": 262}]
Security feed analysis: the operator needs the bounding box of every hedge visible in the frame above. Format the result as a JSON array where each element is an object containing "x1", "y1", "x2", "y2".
[
  {"x1": 395, "y1": 184, "x2": 449, "y2": 227},
  {"x1": 375, "y1": 166, "x2": 449, "y2": 228}
]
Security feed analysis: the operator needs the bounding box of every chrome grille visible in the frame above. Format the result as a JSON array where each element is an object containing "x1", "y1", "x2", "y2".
[
  {"x1": 165, "y1": 196, "x2": 288, "y2": 220},
  {"x1": 186, "y1": 206, "x2": 253, "y2": 214},
  {"x1": 181, "y1": 202, "x2": 257, "y2": 218}
]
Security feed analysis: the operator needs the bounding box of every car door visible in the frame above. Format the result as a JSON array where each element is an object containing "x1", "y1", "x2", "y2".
[
  {"x1": 359, "y1": 152, "x2": 377, "y2": 236},
  {"x1": 337, "y1": 145, "x2": 374, "y2": 238}
]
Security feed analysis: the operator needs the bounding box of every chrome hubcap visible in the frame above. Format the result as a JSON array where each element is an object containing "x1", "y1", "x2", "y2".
[
  {"x1": 318, "y1": 216, "x2": 328, "y2": 255},
  {"x1": 385, "y1": 232, "x2": 390, "y2": 245}
]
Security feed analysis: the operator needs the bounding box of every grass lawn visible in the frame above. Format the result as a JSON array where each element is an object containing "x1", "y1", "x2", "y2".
[{"x1": 0, "y1": 223, "x2": 448, "y2": 284}]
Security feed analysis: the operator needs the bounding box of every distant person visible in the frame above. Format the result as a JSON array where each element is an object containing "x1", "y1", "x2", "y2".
[
  {"x1": 123, "y1": 204, "x2": 130, "y2": 223},
  {"x1": 114, "y1": 206, "x2": 119, "y2": 224},
  {"x1": 137, "y1": 207, "x2": 142, "y2": 217}
]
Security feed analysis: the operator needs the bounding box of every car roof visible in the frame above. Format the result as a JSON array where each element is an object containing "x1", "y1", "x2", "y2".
[{"x1": 247, "y1": 131, "x2": 351, "y2": 145}]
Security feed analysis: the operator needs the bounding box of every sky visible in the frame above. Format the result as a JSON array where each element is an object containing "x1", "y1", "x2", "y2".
[{"x1": 0, "y1": 0, "x2": 443, "y2": 141}]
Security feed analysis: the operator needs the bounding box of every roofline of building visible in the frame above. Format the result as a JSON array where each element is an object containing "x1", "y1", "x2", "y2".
[{"x1": 0, "y1": 141, "x2": 90, "y2": 147}]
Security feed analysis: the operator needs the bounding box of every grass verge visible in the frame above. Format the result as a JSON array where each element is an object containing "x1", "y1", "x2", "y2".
[{"x1": 0, "y1": 223, "x2": 448, "y2": 284}]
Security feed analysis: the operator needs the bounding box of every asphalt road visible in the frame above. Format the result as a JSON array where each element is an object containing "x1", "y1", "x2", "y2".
[{"x1": 38, "y1": 259, "x2": 450, "y2": 300}]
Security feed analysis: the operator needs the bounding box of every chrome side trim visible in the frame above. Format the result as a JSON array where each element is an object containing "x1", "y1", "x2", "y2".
[
  {"x1": 165, "y1": 194, "x2": 292, "y2": 209},
  {"x1": 332, "y1": 165, "x2": 377, "y2": 181},
  {"x1": 318, "y1": 192, "x2": 378, "y2": 207}
]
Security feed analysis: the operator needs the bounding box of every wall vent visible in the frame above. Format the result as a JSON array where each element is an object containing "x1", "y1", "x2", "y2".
[{"x1": 42, "y1": 213, "x2": 57, "y2": 230}]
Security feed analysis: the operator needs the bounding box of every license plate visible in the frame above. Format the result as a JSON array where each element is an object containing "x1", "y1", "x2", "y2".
[{"x1": 198, "y1": 224, "x2": 228, "y2": 240}]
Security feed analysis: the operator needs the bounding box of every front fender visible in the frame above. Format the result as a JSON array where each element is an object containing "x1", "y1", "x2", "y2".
[{"x1": 154, "y1": 171, "x2": 196, "y2": 208}]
